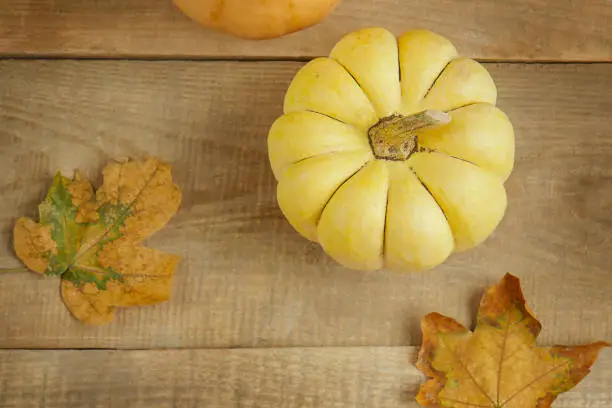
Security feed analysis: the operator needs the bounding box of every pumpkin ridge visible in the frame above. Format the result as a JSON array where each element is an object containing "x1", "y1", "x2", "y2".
[
  {"x1": 413, "y1": 146, "x2": 481, "y2": 169},
  {"x1": 408, "y1": 166, "x2": 452, "y2": 230},
  {"x1": 421, "y1": 58, "x2": 454, "y2": 102},
  {"x1": 415, "y1": 151, "x2": 483, "y2": 171},
  {"x1": 305, "y1": 109, "x2": 349, "y2": 125},
  {"x1": 416, "y1": 103, "x2": 514, "y2": 181},
  {"x1": 277, "y1": 150, "x2": 372, "y2": 241},
  {"x1": 314, "y1": 160, "x2": 371, "y2": 233},
  {"x1": 421, "y1": 58, "x2": 498, "y2": 112},
  {"x1": 381, "y1": 169, "x2": 390, "y2": 261},
  {"x1": 397, "y1": 37, "x2": 402, "y2": 93},
  {"x1": 282, "y1": 57, "x2": 378, "y2": 129},
  {"x1": 444, "y1": 101, "x2": 483, "y2": 113},
  {"x1": 317, "y1": 160, "x2": 389, "y2": 269},
  {"x1": 444, "y1": 154, "x2": 479, "y2": 167},
  {"x1": 397, "y1": 30, "x2": 459, "y2": 110},
  {"x1": 278, "y1": 149, "x2": 371, "y2": 179},
  {"x1": 328, "y1": 57, "x2": 366, "y2": 107},
  {"x1": 330, "y1": 33, "x2": 400, "y2": 118},
  {"x1": 409, "y1": 152, "x2": 507, "y2": 251}
]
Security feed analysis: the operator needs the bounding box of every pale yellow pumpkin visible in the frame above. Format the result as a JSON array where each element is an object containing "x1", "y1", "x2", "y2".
[{"x1": 267, "y1": 28, "x2": 515, "y2": 272}]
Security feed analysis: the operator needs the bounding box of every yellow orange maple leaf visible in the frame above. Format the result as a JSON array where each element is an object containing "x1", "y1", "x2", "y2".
[
  {"x1": 12, "y1": 157, "x2": 182, "y2": 325},
  {"x1": 415, "y1": 273, "x2": 608, "y2": 408}
]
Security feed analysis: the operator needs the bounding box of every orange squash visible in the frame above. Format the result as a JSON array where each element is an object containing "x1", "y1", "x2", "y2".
[{"x1": 172, "y1": 0, "x2": 342, "y2": 40}]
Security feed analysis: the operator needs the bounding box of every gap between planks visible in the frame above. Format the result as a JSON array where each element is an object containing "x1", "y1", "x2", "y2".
[
  {"x1": 1, "y1": 0, "x2": 611, "y2": 61},
  {"x1": 0, "y1": 347, "x2": 610, "y2": 408},
  {"x1": 1, "y1": 56, "x2": 612, "y2": 64}
]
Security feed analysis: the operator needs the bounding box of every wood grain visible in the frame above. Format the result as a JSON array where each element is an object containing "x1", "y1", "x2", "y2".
[
  {"x1": 1, "y1": 0, "x2": 611, "y2": 61},
  {"x1": 1, "y1": 61, "x2": 612, "y2": 349},
  {"x1": 0, "y1": 347, "x2": 610, "y2": 407}
]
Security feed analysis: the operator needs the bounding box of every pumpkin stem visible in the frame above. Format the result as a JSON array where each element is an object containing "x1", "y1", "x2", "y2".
[{"x1": 368, "y1": 110, "x2": 451, "y2": 160}]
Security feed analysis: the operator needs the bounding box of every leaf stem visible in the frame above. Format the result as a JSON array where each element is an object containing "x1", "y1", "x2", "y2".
[{"x1": 0, "y1": 267, "x2": 29, "y2": 273}]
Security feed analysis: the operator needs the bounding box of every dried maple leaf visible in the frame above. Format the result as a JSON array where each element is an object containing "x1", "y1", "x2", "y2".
[
  {"x1": 415, "y1": 273, "x2": 609, "y2": 408},
  {"x1": 11, "y1": 157, "x2": 182, "y2": 325}
]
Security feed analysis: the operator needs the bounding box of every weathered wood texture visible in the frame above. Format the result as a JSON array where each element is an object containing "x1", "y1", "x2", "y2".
[
  {"x1": 0, "y1": 347, "x2": 609, "y2": 407},
  {"x1": 1, "y1": 0, "x2": 611, "y2": 61},
  {"x1": 1, "y1": 61, "x2": 612, "y2": 349}
]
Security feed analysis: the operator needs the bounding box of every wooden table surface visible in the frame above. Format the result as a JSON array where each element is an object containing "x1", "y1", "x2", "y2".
[{"x1": 1, "y1": 1, "x2": 611, "y2": 407}]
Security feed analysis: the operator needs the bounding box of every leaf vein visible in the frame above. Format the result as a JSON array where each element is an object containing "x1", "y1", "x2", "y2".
[
  {"x1": 70, "y1": 163, "x2": 161, "y2": 269},
  {"x1": 500, "y1": 361, "x2": 569, "y2": 407},
  {"x1": 441, "y1": 336, "x2": 496, "y2": 407},
  {"x1": 439, "y1": 397, "x2": 491, "y2": 407}
]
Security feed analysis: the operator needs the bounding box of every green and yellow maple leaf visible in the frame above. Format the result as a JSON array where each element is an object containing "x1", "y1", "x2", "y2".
[
  {"x1": 11, "y1": 157, "x2": 182, "y2": 325},
  {"x1": 415, "y1": 273, "x2": 608, "y2": 408}
]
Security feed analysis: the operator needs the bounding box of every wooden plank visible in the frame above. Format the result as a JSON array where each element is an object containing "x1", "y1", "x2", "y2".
[
  {"x1": 1, "y1": 61, "x2": 612, "y2": 349},
  {"x1": 1, "y1": 0, "x2": 611, "y2": 61},
  {"x1": 0, "y1": 347, "x2": 610, "y2": 407}
]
